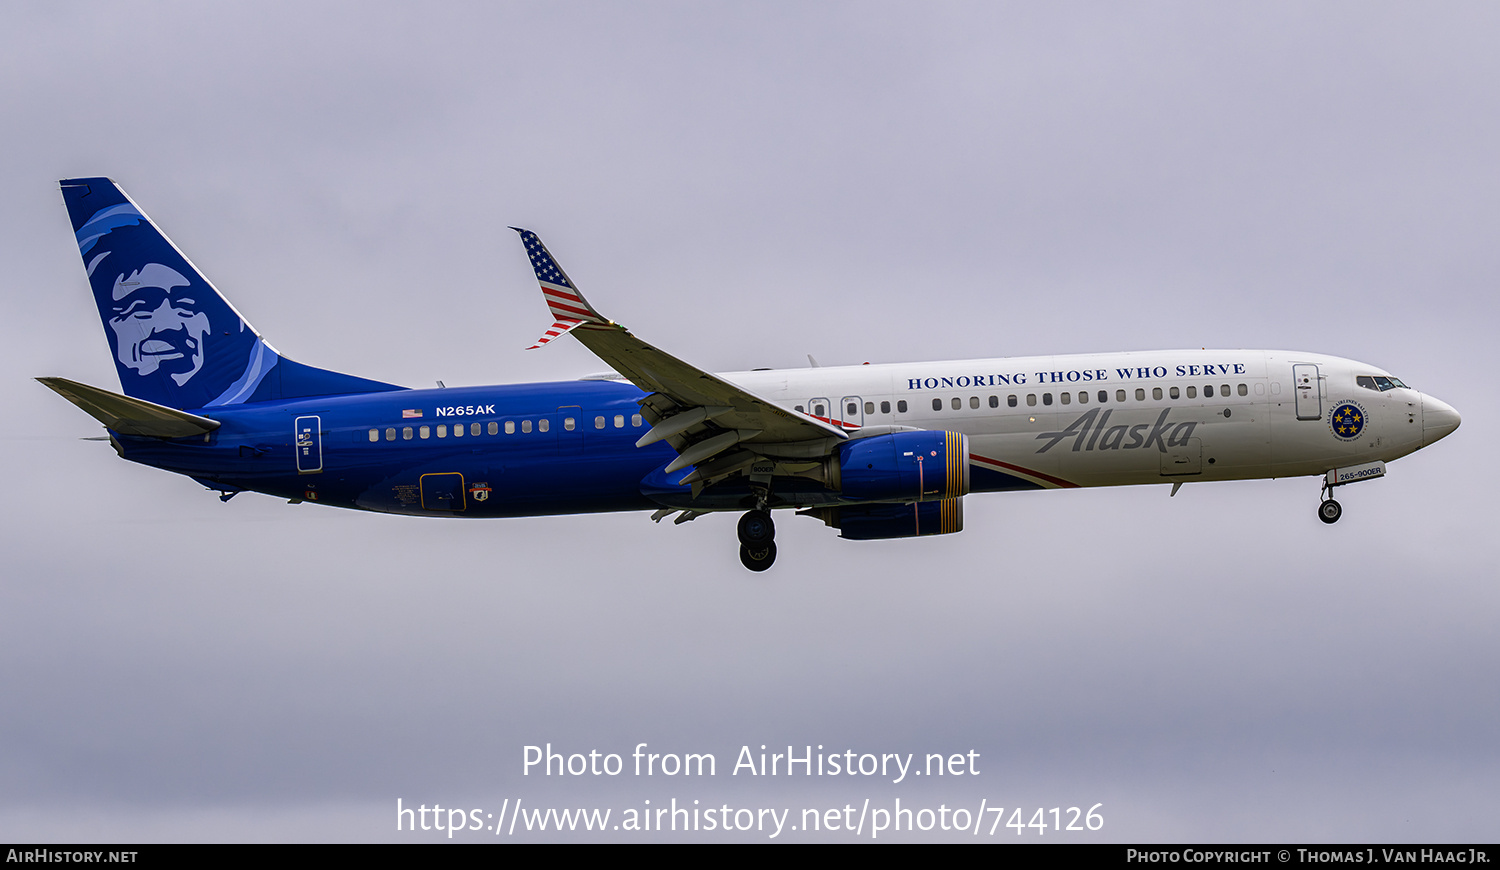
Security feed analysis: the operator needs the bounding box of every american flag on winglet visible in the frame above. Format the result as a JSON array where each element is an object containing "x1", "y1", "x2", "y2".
[{"x1": 511, "y1": 228, "x2": 607, "y2": 349}]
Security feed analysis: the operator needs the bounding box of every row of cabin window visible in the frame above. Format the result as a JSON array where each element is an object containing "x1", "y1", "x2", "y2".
[
  {"x1": 368, "y1": 413, "x2": 643, "y2": 442},
  {"x1": 794, "y1": 383, "x2": 1257, "y2": 420},
  {"x1": 945, "y1": 382, "x2": 1254, "y2": 411}
]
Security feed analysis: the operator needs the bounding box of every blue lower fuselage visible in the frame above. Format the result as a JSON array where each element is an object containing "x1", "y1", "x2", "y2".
[{"x1": 119, "y1": 381, "x2": 678, "y2": 516}]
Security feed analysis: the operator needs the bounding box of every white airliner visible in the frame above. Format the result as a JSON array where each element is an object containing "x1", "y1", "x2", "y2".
[
  {"x1": 515, "y1": 227, "x2": 1461, "y2": 569},
  {"x1": 45, "y1": 178, "x2": 1462, "y2": 572}
]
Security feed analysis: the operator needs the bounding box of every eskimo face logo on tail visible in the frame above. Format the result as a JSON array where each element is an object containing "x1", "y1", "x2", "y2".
[
  {"x1": 75, "y1": 204, "x2": 269, "y2": 409},
  {"x1": 106, "y1": 262, "x2": 209, "y2": 384},
  {"x1": 1034, "y1": 408, "x2": 1199, "y2": 453}
]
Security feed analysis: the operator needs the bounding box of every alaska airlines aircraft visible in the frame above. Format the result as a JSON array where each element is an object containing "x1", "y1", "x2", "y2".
[{"x1": 42, "y1": 178, "x2": 1461, "y2": 571}]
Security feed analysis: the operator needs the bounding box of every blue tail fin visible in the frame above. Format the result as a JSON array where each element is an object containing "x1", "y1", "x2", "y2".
[{"x1": 61, "y1": 178, "x2": 403, "y2": 410}]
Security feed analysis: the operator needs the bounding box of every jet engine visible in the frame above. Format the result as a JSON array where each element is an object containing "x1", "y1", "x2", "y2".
[{"x1": 832, "y1": 430, "x2": 970, "y2": 502}]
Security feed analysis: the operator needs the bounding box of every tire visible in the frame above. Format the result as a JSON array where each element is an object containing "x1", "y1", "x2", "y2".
[
  {"x1": 1318, "y1": 499, "x2": 1342, "y2": 524},
  {"x1": 739, "y1": 541, "x2": 777, "y2": 572},
  {"x1": 737, "y1": 509, "x2": 775, "y2": 547}
]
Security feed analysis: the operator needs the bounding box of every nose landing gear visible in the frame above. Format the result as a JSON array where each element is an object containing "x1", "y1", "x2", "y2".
[
  {"x1": 737, "y1": 508, "x2": 776, "y2": 571},
  {"x1": 1317, "y1": 479, "x2": 1342, "y2": 524},
  {"x1": 1315, "y1": 462, "x2": 1387, "y2": 525}
]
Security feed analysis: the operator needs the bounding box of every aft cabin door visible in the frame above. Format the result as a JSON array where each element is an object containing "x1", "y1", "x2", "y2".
[
  {"x1": 1293, "y1": 364, "x2": 1322, "y2": 420},
  {"x1": 295, "y1": 415, "x2": 322, "y2": 474}
]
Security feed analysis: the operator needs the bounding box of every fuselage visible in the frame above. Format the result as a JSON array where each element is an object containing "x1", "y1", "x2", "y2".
[
  {"x1": 114, "y1": 348, "x2": 1460, "y2": 517},
  {"x1": 55, "y1": 178, "x2": 1462, "y2": 570}
]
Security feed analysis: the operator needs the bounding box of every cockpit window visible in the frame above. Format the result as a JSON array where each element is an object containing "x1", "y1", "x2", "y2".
[{"x1": 1358, "y1": 375, "x2": 1409, "y2": 392}]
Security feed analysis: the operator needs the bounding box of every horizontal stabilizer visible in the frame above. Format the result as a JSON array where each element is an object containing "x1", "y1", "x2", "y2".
[{"x1": 37, "y1": 377, "x2": 220, "y2": 438}]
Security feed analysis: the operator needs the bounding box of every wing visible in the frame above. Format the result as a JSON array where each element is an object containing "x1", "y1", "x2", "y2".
[{"x1": 512, "y1": 228, "x2": 847, "y2": 484}]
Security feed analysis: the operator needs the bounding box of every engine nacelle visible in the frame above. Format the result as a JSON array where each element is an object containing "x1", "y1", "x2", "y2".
[
  {"x1": 809, "y1": 498, "x2": 965, "y2": 540},
  {"x1": 835, "y1": 430, "x2": 970, "y2": 502}
]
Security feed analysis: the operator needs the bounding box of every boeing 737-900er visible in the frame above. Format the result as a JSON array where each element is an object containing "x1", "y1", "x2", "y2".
[{"x1": 41, "y1": 177, "x2": 1461, "y2": 571}]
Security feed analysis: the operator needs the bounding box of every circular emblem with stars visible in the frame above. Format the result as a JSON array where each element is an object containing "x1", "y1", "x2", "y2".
[{"x1": 1329, "y1": 401, "x2": 1366, "y2": 441}]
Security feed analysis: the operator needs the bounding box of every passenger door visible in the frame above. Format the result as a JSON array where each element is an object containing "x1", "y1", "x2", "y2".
[{"x1": 1293, "y1": 364, "x2": 1321, "y2": 421}]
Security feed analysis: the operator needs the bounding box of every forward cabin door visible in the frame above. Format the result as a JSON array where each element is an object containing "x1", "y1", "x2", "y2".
[{"x1": 1293, "y1": 364, "x2": 1322, "y2": 421}]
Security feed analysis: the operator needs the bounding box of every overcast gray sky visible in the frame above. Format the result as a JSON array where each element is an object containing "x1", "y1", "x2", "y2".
[{"x1": 2, "y1": 1, "x2": 1495, "y2": 842}]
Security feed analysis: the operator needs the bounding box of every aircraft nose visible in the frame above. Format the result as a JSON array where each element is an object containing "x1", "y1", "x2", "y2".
[{"x1": 1422, "y1": 394, "x2": 1461, "y2": 446}]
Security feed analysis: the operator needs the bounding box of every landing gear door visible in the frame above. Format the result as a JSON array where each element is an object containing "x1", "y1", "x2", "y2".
[
  {"x1": 295, "y1": 415, "x2": 322, "y2": 474},
  {"x1": 1293, "y1": 364, "x2": 1321, "y2": 421}
]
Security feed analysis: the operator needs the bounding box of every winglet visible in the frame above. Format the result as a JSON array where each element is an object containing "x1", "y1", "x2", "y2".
[{"x1": 511, "y1": 228, "x2": 610, "y2": 349}]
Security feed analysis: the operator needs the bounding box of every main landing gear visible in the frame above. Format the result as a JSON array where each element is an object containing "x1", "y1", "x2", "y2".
[{"x1": 737, "y1": 508, "x2": 776, "y2": 572}]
